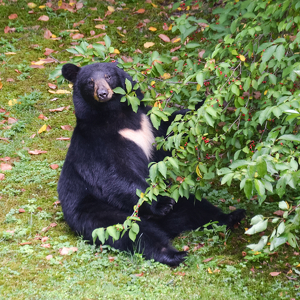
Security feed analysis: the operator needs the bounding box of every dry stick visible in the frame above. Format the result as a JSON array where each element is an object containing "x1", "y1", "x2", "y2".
[
  {"x1": 258, "y1": 121, "x2": 268, "y2": 143},
  {"x1": 49, "y1": 55, "x2": 61, "y2": 64}
]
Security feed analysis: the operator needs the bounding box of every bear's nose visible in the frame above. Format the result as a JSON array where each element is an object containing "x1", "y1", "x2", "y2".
[{"x1": 98, "y1": 89, "x2": 108, "y2": 99}]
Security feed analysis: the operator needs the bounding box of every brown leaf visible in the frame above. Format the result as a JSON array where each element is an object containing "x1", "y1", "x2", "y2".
[
  {"x1": 72, "y1": 33, "x2": 84, "y2": 39},
  {"x1": 44, "y1": 48, "x2": 54, "y2": 55},
  {"x1": 158, "y1": 34, "x2": 170, "y2": 42},
  {"x1": 229, "y1": 206, "x2": 236, "y2": 211},
  {"x1": 108, "y1": 256, "x2": 115, "y2": 262},
  {"x1": 95, "y1": 24, "x2": 105, "y2": 30},
  {"x1": 50, "y1": 223, "x2": 57, "y2": 227},
  {"x1": 41, "y1": 244, "x2": 51, "y2": 248},
  {"x1": 56, "y1": 137, "x2": 70, "y2": 141},
  {"x1": 7, "y1": 117, "x2": 17, "y2": 124},
  {"x1": 109, "y1": 20, "x2": 115, "y2": 24},
  {"x1": 61, "y1": 125, "x2": 73, "y2": 131},
  {"x1": 163, "y1": 23, "x2": 168, "y2": 31},
  {"x1": 93, "y1": 17, "x2": 103, "y2": 21},
  {"x1": 170, "y1": 45, "x2": 181, "y2": 53},
  {"x1": 270, "y1": 272, "x2": 281, "y2": 277},
  {"x1": 30, "y1": 65, "x2": 45, "y2": 69},
  {"x1": 254, "y1": 91, "x2": 261, "y2": 99},
  {"x1": 19, "y1": 208, "x2": 25, "y2": 213},
  {"x1": 41, "y1": 236, "x2": 49, "y2": 243},
  {"x1": 59, "y1": 247, "x2": 78, "y2": 255},
  {"x1": 28, "y1": 149, "x2": 47, "y2": 155},
  {"x1": 183, "y1": 245, "x2": 189, "y2": 251},
  {"x1": 38, "y1": 114, "x2": 48, "y2": 120},
  {"x1": 50, "y1": 164, "x2": 59, "y2": 170},
  {"x1": 0, "y1": 163, "x2": 12, "y2": 171},
  {"x1": 46, "y1": 255, "x2": 53, "y2": 260},
  {"x1": 38, "y1": 15, "x2": 49, "y2": 22},
  {"x1": 176, "y1": 176, "x2": 184, "y2": 183},
  {"x1": 203, "y1": 257, "x2": 214, "y2": 263},
  {"x1": 49, "y1": 106, "x2": 65, "y2": 112},
  {"x1": 198, "y1": 50, "x2": 205, "y2": 58},
  {"x1": 20, "y1": 242, "x2": 32, "y2": 246},
  {"x1": 0, "y1": 173, "x2": 5, "y2": 180},
  {"x1": 136, "y1": 8, "x2": 145, "y2": 14},
  {"x1": 273, "y1": 210, "x2": 284, "y2": 216},
  {"x1": 76, "y1": 3, "x2": 83, "y2": 9},
  {"x1": 90, "y1": 30, "x2": 95, "y2": 36},
  {"x1": 48, "y1": 83, "x2": 57, "y2": 89},
  {"x1": 242, "y1": 251, "x2": 247, "y2": 257},
  {"x1": 174, "y1": 272, "x2": 186, "y2": 276},
  {"x1": 7, "y1": 78, "x2": 14, "y2": 82},
  {"x1": 44, "y1": 29, "x2": 52, "y2": 39},
  {"x1": 134, "y1": 272, "x2": 144, "y2": 277},
  {"x1": 8, "y1": 14, "x2": 18, "y2": 20}
]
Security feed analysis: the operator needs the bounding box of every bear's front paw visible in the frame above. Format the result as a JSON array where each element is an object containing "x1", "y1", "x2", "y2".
[
  {"x1": 226, "y1": 209, "x2": 246, "y2": 228},
  {"x1": 151, "y1": 197, "x2": 175, "y2": 217}
]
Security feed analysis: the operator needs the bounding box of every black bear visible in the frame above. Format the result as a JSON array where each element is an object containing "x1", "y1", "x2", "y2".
[{"x1": 58, "y1": 62, "x2": 245, "y2": 266}]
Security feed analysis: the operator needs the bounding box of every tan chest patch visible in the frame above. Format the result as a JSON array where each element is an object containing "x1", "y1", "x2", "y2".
[{"x1": 118, "y1": 114, "x2": 155, "y2": 160}]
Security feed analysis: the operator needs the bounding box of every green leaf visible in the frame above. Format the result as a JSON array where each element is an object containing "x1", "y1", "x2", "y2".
[
  {"x1": 125, "y1": 78, "x2": 132, "y2": 93},
  {"x1": 104, "y1": 35, "x2": 111, "y2": 48},
  {"x1": 244, "y1": 180, "x2": 253, "y2": 198},
  {"x1": 231, "y1": 84, "x2": 240, "y2": 96},
  {"x1": 131, "y1": 222, "x2": 140, "y2": 234},
  {"x1": 149, "y1": 163, "x2": 158, "y2": 182},
  {"x1": 254, "y1": 179, "x2": 265, "y2": 196},
  {"x1": 247, "y1": 236, "x2": 268, "y2": 251},
  {"x1": 129, "y1": 228, "x2": 137, "y2": 242},
  {"x1": 168, "y1": 157, "x2": 179, "y2": 169},
  {"x1": 196, "y1": 72, "x2": 204, "y2": 86},
  {"x1": 221, "y1": 173, "x2": 234, "y2": 186},
  {"x1": 256, "y1": 158, "x2": 267, "y2": 177},
  {"x1": 243, "y1": 78, "x2": 251, "y2": 91},
  {"x1": 245, "y1": 219, "x2": 268, "y2": 235},
  {"x1": 107, "y1": 226, "x2": 120, "y2": 241},
  {"x1": 92, "y1": 228, "x2": 106, "y2": 244},
  {"x1": 278, "y1": 134, "x2": 300, "y2": 142},
  {"x1": 262, "y1": 45, "x2": 277, "y2": 63},
  {"x1": 250, "y1": 215, "x2": 264, "y2": 225},
  {"x1": 113, "y1": 87, "x2": 126, "y2": 95},
  {"x1": 274, "y1": 45, "x2": 285, "y2": 62},
  {"x1": 230, "y1": 160, "x2": 249, "y2": 169},
  {"x1": 157, "y1": 161, "x2": 167, "y2": 178},
  {"x1": 186, "y1": 43, "x2": 201, "y2": 49},
  {"x1": 278, "y1": 201, "x2": 288, "y2": 210}
]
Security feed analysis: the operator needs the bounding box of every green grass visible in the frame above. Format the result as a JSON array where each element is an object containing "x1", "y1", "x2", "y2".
[{"x1": 0, "y1": 0, "x2": 299, "y2": 299}]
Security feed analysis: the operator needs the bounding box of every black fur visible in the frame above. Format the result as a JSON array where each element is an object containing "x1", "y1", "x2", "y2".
[{"x1": 58, "y1": 62, "x2": 246, "y2": 266}]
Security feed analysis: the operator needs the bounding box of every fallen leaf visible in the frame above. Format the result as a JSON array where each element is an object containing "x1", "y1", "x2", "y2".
[
  {"x1": 28, "y1": 149, "x2": 47, "y2": 155},
  {"x1": 61, "y1": 125, "x2": 73, "y2": 131},
  {"x1": 56, "y1": 137, "x2": 71, "y2": 141},
  {"x1": 273, "y1": 210, "x2": 284, "y2": 216},
  {"x1": 49, "y1": 106, "x2": 65, "y2": 112},
  {"x1": 170, "y1": 45, "x2": 181, "y2": 53},
  {"x1": 90, "y1": 30, "x2": 95, "y2": 36},
  {"x1": 207, "y1": 268, "x2": 213, "y2": 274},
  {"x1": 30, "y1": 134, "x2": 36, "y2": 138},
  {"x1": 198, "y1": 49, "x2": 205, "y2": 58},
  {"x1": 135, "y1": 272, "x2": 144, "y2": 277},
  {"x1": 270, "y1": 272, "x2": 281, "y2": 277},
  {"x1": 159, "y1": 34, "x2": 170, "y2": 42},
  {"x1": 161, "y1": 73, "x2": 171, "y2": 79},
  {"x1": 95, "y1": 24, "x2": 105, "y2": 30},
  {"x1": 229, "y1": 206, "x2": 236, "y2": 211},
  {"x1": 7, "y1": 78, "x2": 14, "y2": 82},
  {"x1": 50, "y1": 164, "x2": 59, "y2": 170},
  {"x1": 48, "y1": 89, "x2": 71, "y2": 94},
  {"x1": 108, "y1": 256, "x2": 115, "y2": 262},
  {"x1": 136, "y1": 8, "x2": 145, "y2": 14},
  {"x1": 44, "y1": 48, "x2": 54, "y2": 55},
  {"x1": 163, "y1": 23, "x2": 168, "y2": 30},
  {"x1": 38, "y1": 15, "x2": 49, "y2": 21},
  {"x1": 149, "y1": 27, "x2": 157, "y2": 31},
  {"x1": 76, "y1": 3, "x2": 83, "y2": 9},
  {"x1": 144, "y1": 42, "x2": 155, "y2": 48},
  {"x1": 183, "y1": 245, "x2": 189, "y2": 251},
  {"x1": 0, "y1": 163, "x2": 12, "y2": 171},
  {"x1": 20, "y1": 242, "x2": 32, "y2": 246},
  {"x1": 0, "y1": 173, "x2": 5, "y2": 180},
  {"x1": 41, "y1": 237, "x2": 49, "y2": 242},
  {"x1": 59, "y1": 247, "x2": 78, "y2": 255},
  {"x1": 19, "y1": 208, "x2": 25, "y2": 213},
  {"x1": 8, "y1": 14, "x2": 18, "y2": 20},
  {"x1": 38, "y1": 124, "x2": 47, "y2": 134},
  {"x1": 203, "y1": 257, "x2": 214, "y2": 263},
  {"x1": 44, "y1": 29, "x2": 52, "y2": 39},
  {"x1": 171, "y1": 37, "x2": 181, "y2": 43},
  {"x1": 72, "y1": 33, "x2": 84, "y2": 39},
  {"x1": 174, "y1": 272, "x2": 186, "y2": 276},
  {"x1": 46, "y1": 255, "x2": 53, "y2": 260},
  {"x1": 41, "y1": 244, "x2": 51, "y2": 248},
  {"x1": 28, "y1": 2, "x2": 37, "y2": 8}
]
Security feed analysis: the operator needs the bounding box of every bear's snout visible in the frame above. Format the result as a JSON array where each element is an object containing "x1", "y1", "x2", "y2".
[{"x1": 93, "y1": 78, "x2": 113, "y2": 102}]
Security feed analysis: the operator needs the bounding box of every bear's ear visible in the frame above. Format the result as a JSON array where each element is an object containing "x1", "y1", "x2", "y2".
[{"x1": 62, "y1": 63, "x2": 81, "y2": 83}]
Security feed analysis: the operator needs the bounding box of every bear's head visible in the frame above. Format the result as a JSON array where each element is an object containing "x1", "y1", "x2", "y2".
[{"x1": 62, "y1": 62, "x2": 136, "y2": 104}]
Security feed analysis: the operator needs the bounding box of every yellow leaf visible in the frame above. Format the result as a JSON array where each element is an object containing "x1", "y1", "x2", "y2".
[
  {"x1": 38, "y1": 124, "x2": 47, "y2": 134},
  {"x1": 244, "y1": 228, "x2": 248, "y2": 231},
  {"x1": 264, "y1": 90, "x2": 268, "y2": 95},
  {"x1": 177, "y1": 7, "x2": 182, "y2": 11},
  {"x1": 27, "y1": 2, "x2": 37, "y2": 8},
  {"x1": 58, "y1": 0, "x2": 62, "y2": 7},
  {"x1": 113, "y1": 49, "x2": 120, "y2": 54},
  {"x1": 39, "y1": 5, "x2": 45, "y2": 9},
  {"x1": 285, "y1": 201, "x2": 289, "y2": 209},
  {"x1": 154, "y1": 101, "x2": 158, "y2": 107},
  {"x1": 151, "y1": 81, "x2": 155, "y2": 85},
  {"x1": 4, "y1": 52, "x2": 16, "y2": 55},
  {"x1": 197, "y1": 84, "x2": 201, "y2": 91},
  {"x1": 51, "y1": 34, "x2": 57, "y2": 38},
  {"x1": 239, "y1": 55, "x2": 246, "y2": 61},
  {"x1": 107, "y1": 6, "x2": 115, "y2": 12},
  {"x1": 8, "y1": 99, "x2": 18, "y2": 106},
  {"x1": 168, "y1": 25, "x2": 172, "y2": 30},
  {"x1": 151, "y1": 3, "x2": 157, "y2": 8},
  {"x1": 32, "y1": 60, "x2": 45, "y2": 65},
  {"x1": 149, "y1": 27, "x2": 157, "y2": 32},
  {"x1": 117, "y1": 31, "x2": 125, "y2": 37},
  {"x1": 95, "y1": 24, "x2": 105, "y2": 30},
  {"x1": 207, "y1": 268, "x2": 213, "y2": 274},
  {"x1": 162, "y1": 73, "x2": 171, "y2": 79},
  {"x1": 172, "y1": 38, "x2": 181, "y2": 43},
  {"x1": 48, "y1": 89, "x2": 71, "y2": 94},
  {"x1": 144, "y1": 42, "x2": 155, "y2": 48},
  {"x1": 186, "y1": 6, "x2": 190, "y2": 11},
  {"x1": 196, "y1": 165, "x2": 202, "y2": 178},
  {"x1": 68, "y1": 84, "x2": 73, "y2": 89},
  {"x1": 296, "y1": 264, "x2": 300, "y2": 267}
]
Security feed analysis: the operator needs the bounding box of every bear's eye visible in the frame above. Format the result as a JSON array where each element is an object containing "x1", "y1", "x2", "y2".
[
  {"x1": 106, "y1": 75, "x2": 111, "y2": 81},
  {"x1": 88, "y1": 80, "x2": 94, "y2": 86}
]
